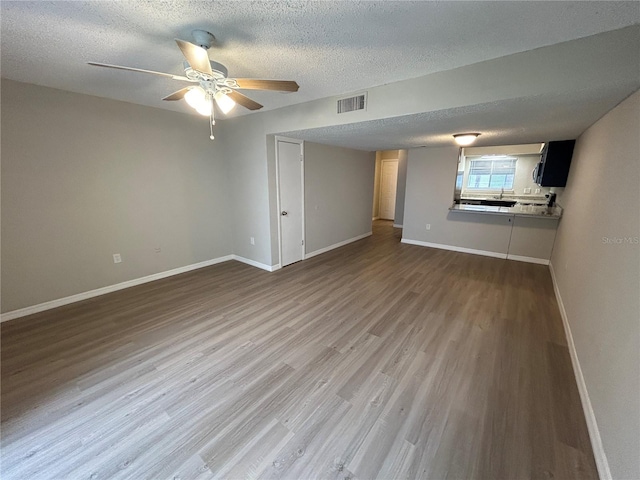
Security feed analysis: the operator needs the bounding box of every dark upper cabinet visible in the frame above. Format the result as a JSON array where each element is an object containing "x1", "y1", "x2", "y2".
[{"x1": 534, "y1": 140, "x2": 576, "y2": 187}]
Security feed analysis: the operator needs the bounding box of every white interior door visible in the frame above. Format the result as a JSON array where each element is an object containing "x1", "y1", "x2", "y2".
[
  {"x1": 277, "y1": 139, "x2": 304, "y2": 267},
  {"x1": 380, "y1": 159, "x2": 398, "y2": 220}
]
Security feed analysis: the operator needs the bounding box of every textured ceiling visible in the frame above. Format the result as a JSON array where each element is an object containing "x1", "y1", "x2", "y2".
[
  {"x1": 1, "y1": 1, "x2": 639, "y2": 118},
  {"x1": 279, "y1": 86, "x2": 636, "y2": 151}
]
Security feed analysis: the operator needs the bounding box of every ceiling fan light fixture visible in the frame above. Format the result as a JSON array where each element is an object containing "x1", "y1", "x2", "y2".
[
  {"x1": 195, "y1": 96, "x2": 213, "y2": 116},
  {"x1": 185, "y1": 86, "x2": 206, "y2": 109},
  {"x1": 214, "y1": 91, "x2": 236, "y2": 114},
  {"x1": 453, "y1": 133, "x2": 481, "y2": 146}
]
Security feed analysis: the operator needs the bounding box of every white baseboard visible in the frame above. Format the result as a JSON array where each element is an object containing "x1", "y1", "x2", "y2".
[
  {"x1": 233, "y1": 255, "x2": 280, "y2": 272},
  {"x1": 549, "y1": 262, "x2": 611, "y2": 480},
  {"x1": 506, "y1": 254, "x2": 550, "y2": 265},
  {"x1": 393, "y1": 224, "x2": 404, "y2": 228},
  {"x1": 0, "y1": 255, "x2": 235, "y2": 323},
  {"x1": 304, "y1": 232, "x2": 372, "y2": 259},
  {"x1": 400, "y1": 239, "x2": 550, "y2": 265},
  {"x1": 400, "y1": 238, "x2": 507, "y2": 259}
]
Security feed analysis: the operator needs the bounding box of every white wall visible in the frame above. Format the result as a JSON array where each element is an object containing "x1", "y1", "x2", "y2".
[
  {"x1": 1, "y1": 80, "x2": 232, "y2": 313},
  {"x1": 551, "y1": 90, "x2": 640, "y2": 480},
  {"x1": 304, "y1": 142, "x2": 375, "y2": 255}
]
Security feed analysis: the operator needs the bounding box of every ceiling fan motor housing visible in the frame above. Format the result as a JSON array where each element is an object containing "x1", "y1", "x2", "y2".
[
  {"x1": 183, "y1": 60, "x2": 228, "y2": 80},
  {"x1": 191, "y1": 29, "x2": 216, "y2": 50}
]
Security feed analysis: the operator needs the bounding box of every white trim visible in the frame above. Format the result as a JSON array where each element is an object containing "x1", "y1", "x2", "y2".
[
  {"x1": 300, "y1": 144, "x2": 306, "y2": 262},
  {"x1": 506, "y1": 254, "x2": 549, "y2": 265},
  {"x1": 0, "y1": 255, "x2": 234, "y2": 323},
  {"x1": 304, "y1": 232, "x2": 372, "y2": 259},
  {"x1": 275, "y1": 136, "x2": 305, "y2": 268},
  {"x1": 232, "y1": 255, "x2": 281, "y2": 272},
  {"x1": 393, "y1": 224, "x2": 403, "y2": 228},
  {"x1": 400, "y1": 238, "x2": 507, "y2": 259},
  {"x1": 400, "y1": 239, "x2": 551, "y2": 265},
  {"x1": 549, "y1": 262, "x2": 611, "y2": 480}
]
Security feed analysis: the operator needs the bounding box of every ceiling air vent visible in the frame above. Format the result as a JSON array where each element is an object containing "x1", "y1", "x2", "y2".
[{"x1": 337, "y1": 93, "x2": 367, "y2": 114}]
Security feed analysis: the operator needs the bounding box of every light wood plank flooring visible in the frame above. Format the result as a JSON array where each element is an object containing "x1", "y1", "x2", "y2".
[{"x1": 1, "y1": 221, "x2": 597, "y2": 479}]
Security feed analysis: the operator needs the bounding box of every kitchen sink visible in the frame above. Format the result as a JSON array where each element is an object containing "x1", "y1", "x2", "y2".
[
  {"x1": 481, "y1": 200, "x2": 517, "y2": 207},
  {"x1": 460, "y1": 199, "x2": 517, "y2": 207}
]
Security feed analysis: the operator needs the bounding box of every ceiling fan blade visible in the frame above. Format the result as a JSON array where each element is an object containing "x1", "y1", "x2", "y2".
[
  {"x1": 175, "y1": 39, "x2": 213, "y2": 76},
  {"x1": 232, "y1": 79, "x2": 299, "y2": 92},
  {"x1": 162, "y1": 87, "x2": 192, "y2": 101},
  {"x1": 227, "y1": 91, "x2": 263, "y2": 111},
  {"x1": 87, "y1": 62, "x2": 192, "y2": 81}
]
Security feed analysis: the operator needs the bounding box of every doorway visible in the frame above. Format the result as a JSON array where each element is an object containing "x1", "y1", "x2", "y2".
[
  {"x1": 379, "y1": 159, "x2": 398, "y2": 220},
  {"x1": 275, "y1": 137, "x2": 305, "y2": 267}
]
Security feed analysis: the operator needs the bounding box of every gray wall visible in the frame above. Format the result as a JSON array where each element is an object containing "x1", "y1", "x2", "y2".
[
  {"x1": 372, "y1": 152, "x2": 382, "y2": 219},
  {"x1": 509, "y1": 216, "x2": 558, "y2": 259},
  {"x1": 402, "y1": 146, "x2": 558, "y2": 259},
  {"x1": 394, "y1": 149, "x2": 408, "y2": 225},
  {"x1": 551, "y1": 91, "x2": 640, "y2": 480},
  {"x1": 304, "y1": 142, "x2": 375, "y2": 254},
  {"x1": 403, "y1": 147, "x2": 513, "y2": 253},
  {"x1": 1, "y1": 80, "x2": 232, "y2": 312},
  {"x1": 219, "y1": 114, "x2": 276, "y2": 267}
]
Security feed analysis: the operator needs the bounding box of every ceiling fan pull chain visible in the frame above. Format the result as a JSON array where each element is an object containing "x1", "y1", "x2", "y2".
[{"x1": 209, "y1": 97, "x2": 215, "y2": 140}]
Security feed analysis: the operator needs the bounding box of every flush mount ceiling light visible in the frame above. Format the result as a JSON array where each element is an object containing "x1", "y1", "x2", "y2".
[
  {"x1": 88, "y1": 29, "x2": 299, "y2": 141},
  {"x1": 453, "y1": 133, "x2": 481, "y2": 146}
]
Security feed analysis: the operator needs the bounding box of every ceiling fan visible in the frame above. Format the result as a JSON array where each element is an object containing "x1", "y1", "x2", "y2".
[{"x1": 88, "y1": 29, "x2": 299, "y2": 140}]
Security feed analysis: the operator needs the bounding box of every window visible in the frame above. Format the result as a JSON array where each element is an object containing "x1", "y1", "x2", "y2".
[{"x1": 467, "y1": 157, "x2": 516, "y2": 190}]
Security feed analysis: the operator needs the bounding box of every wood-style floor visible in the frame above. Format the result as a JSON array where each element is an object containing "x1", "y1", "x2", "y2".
[{"x1": 1, "y1": 221, "x2": 597, "y2": 480}]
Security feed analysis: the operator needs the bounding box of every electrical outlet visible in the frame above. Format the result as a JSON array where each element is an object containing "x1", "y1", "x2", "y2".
[
  {"x1": 113, "y1": 253, "x2": 122, "y2": 264},
  {"x1": 524, "y1": 188, "x2": 531, "y2": 194},
  {"x1": 535, "y1": 188, "x2": 541, "y2": 194},
  {"x1": 250, "y1": 237, "x2": 255, "y2": 245},
  {"x1": 154, "y1": 247, "x2": 161, "y2": 254},
  {"x1": 426, "y1": 224, "x2": 431, "y2": 230}
]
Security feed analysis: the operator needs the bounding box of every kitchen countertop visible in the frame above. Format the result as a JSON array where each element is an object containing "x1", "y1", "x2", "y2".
[
  {"x1": 449, "y1": 203, "x2": 562, "y2": 218},
  {"x1": 459, "y1": 195, "x2": 548, "y2": 204}
]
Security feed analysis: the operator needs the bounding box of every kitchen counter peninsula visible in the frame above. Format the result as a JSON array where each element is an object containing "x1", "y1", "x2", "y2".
[{"x1": 449, "y1": 203, "x2": 562, "y2": 219}]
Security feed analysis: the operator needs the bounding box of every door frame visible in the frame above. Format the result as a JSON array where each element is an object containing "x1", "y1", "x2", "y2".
[
  {"x1": 275, "y1": 136, "x2": 305, "y2": 266},
  {"x1": 379, "y1": 158, "x2": 399, "y2": 220}
]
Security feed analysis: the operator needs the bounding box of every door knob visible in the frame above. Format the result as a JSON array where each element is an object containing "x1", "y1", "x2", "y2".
[{"x1": 281, "y1": 211, "x2": 288, "y2": 216}]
